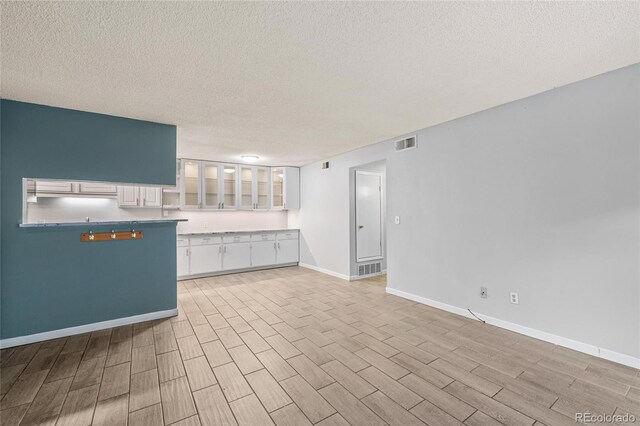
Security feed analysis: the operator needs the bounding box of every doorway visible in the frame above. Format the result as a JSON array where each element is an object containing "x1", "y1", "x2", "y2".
[
  {"x1": 349, "y1": 160, "x2": 386, "y2": 280},
  {"x1": 355, "y1": 171, "x2": 383, "y2": 262}
]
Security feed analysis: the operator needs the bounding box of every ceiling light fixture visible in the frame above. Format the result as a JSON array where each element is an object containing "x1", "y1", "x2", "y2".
[
  {"x1": 224, "y1": 168, "x2": 236, "y2": 174},
  {"x1": 241, "y1": 155, "x2": 260, "y2": 163}
]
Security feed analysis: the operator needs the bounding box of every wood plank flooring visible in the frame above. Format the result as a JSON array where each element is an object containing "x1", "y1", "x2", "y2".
[{"x1": 1, "y1": 266, "x2": 638, "y2": 425}]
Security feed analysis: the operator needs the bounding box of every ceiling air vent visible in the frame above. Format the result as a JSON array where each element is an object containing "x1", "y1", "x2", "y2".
[
  {"x1": 321, "y1": 161, "x2": 330, "y2": 169},
  {"x1": 395, "y1": 136, "x2": 417, "y2": 152}
]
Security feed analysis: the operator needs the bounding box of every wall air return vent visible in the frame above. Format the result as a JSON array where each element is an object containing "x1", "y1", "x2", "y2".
[
  {"x1": 358, "y1": 262, "x2": 382, "y2": 277},
  {"x1": 394, "y1": 136, "x2": 417, "y2": 152}
]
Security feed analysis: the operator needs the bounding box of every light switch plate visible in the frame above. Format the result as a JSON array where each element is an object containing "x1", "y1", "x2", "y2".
[{"x1": 394, "y1": 216, "x2": 400, "y2": 225}]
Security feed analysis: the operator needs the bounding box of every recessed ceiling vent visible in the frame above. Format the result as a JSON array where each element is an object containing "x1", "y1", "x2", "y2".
[{"x1": 395, "y1": 136, "x2": 417, "y2": 152}]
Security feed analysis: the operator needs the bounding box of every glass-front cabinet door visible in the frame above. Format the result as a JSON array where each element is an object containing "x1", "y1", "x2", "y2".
[
  {"x1": 181, "y1": 160, "x2": 201, "y2": 208},
  {"x1": 202, "y1": 162, "x2": 220, "y2": 209},
  {"x1": 271, "y1": 167, "x2": 284, "y2": 209},
  {"x1": 239, "y1": 166, "x2": 254, "y2": 209},
  {"x1": 221, "y1": 164, "x2": 238, "y2": 209},
  {"x1": 256, "y1": 167, "x2": 270, "y2": 209}
]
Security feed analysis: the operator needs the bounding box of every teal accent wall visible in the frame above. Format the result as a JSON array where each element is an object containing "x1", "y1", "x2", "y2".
[{"x1": 0, "y1": 100, "x2": 178, "y2": 340}]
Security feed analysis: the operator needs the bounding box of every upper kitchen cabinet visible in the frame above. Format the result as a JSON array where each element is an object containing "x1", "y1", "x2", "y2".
[
  {"x1": 271, "y1": 167, "x2": 300, "y2": 210},
  {"x1": 179, "y1": 159, "x2": 299, "y2": 210},
  {"x1": 180, "y1": 159, "x2": 238, "y2": 210},
  {"x1": 29, "y1": 180, "x2": 117, "y2": 197},
  {"x1": 181, "y1": 159, "x2": 201, "y2": 209},
  {"x1": 117, "y1": 185, "x2": 162, "y2": 208},
  {"x1": 239, "y1": 165, "x2": 271, "y2": 210},
  {"x1": 203, "y1": 162, "x2": 237, "y2": 210}
]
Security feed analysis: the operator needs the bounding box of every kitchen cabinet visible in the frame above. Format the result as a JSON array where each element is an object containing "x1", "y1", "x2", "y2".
[
  {"x1": 177, "y1": 238, "x2": 190, "y2": 277},
  {"x1": 118, "y1": 186, "x2": 139, "y2": 206},
  {"x1": 181, "y1": 160, "x2": 238, "y2": 210},
  {"x1": 179, "y1": 159, "x2": 298, "y2": 211},
  {"x1": 251, "y1": 233, "x2": 277, "y2": 266},
  {"x1": 117, "y1": 186, "x2": 162, "y2": 208},
  {"x1": 222, "y1": 235, "x2": 251, "y2": 270},
  {"x1": 140, "y1": 186, "x2": 162, "y2": 207},
  {"x1": 203, "y1": 162, "x2": 238, "y2": 210},
  {"x1": 36, "y1": 181, "x2": 74, "y2": 193},
  {"x1": 276, "y1": 231, "x2": 299, "y2": 264},
  {"x1": 34, "y1": 180, "x2": 117, "y2": 196},
  {"x1": 271, "y1": 167, "x2": 300, "y2": 210},
  {"x1": 181, "y1": 160, "x2": 201, "y2": 209},
  {"x1": 190, "y1": 236, "x2": 223, "y2": 275},
  {"x1": 78, "y1": 183, "x2": 118, "y2": 194},
  {"x1": 177, "y1": 230, "x2": 299, "y2": 279},
  {"x1": 239, "y1": 166, "x2": 271, "y2": 210}
]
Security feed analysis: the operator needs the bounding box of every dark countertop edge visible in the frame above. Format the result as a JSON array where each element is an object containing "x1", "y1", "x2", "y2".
[
  {"x1": 178, "y1": 228, "x2": 299, "y2": 236},
  {"x1": 19, "y1": 219, "x2": 188, "y2": 228}
]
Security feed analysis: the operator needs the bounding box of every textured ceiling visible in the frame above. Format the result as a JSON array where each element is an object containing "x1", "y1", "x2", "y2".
[{"x1": 1, "y1": 2, "x2": 639, "y2": 166}]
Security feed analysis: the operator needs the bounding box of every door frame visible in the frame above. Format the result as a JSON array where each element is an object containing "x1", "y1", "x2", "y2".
[{"x1": 355, "y1": 170, "x2": 384, "y2": 262}]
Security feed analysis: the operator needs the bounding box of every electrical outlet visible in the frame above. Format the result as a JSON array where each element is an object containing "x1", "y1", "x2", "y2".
[
  {"x1": 162, "y1": 210, "x2": 169, "y2": 217},
  {"x1": 394, "y1": 216, "x2": 400, "y2": 225},
  {"x1": 510, "y1": 292, "x2": 519, "y2": 304},
  {"x1": 202, "y1": 222, "x2": 208, "y2": 228},
  {"x1": 480, "y1": 287, "x2": 488, "y2": 299}
]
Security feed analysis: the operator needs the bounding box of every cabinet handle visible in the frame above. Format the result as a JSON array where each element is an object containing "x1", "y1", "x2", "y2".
[
  {"x1": 222, "y1": 202, "x2": 224, "y2": 208},
  {"x1": 219, "y1": 246, "x2": 222, "y2": 254},
  {"x1": 278, "y1": 242, "x2": 281, "y2": 249},
  {"x1": 224, "y1": 245, "x2": 227, "y2": 253},
  {"x1": 283, "y1": 202, "x2": 286, "y2": 209},
  {"x1": 273, "y1": 242, "x2": 276, "y2": 249},
  {"x1": 186, "y1": 249, "x2": 189, "y2": 257}
]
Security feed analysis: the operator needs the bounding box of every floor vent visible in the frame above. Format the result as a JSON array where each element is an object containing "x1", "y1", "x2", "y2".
[
  {"x1": 395, "y1": 135, "x2": 417, "y2": 152},
  {"x1": 358, "y1": 262, "x2": 382, "y2": 277}
]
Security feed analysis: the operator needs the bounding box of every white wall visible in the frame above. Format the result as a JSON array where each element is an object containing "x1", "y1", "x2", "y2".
[
  {"x1": 288, "y1": 142, "x2": 390, "y2": 278},
  {"x1": 292, "y1": 64, "x2": 640, "y2": 362}
]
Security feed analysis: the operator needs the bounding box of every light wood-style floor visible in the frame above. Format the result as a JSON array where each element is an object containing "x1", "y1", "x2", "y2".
[{"x1": 1, "y1": 267, "x2": 638, "y2": 426}]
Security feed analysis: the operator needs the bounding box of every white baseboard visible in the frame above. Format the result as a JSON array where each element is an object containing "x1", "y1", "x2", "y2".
[
  {"x1": 0, "y1": 308, "x2": 178, "y2": 349},
  {"x1": 299, "y1": 263, "x2": 350, "y2": 281},
  {"x1": 385, "y1": 287, "x2": 640, "y2": 370}
]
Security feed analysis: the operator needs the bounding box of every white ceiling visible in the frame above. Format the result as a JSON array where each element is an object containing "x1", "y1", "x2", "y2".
[{"x1": 2, "y1": 2, "x2": 638, "y2": 166}]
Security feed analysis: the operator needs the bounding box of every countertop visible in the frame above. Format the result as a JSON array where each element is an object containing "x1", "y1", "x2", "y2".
[
  {"x1": 178, "y1": 228, "x2": 299, "y2": 236},
  {"x1": 19, "y1": 219, "x2": 188, "y2": 228}
]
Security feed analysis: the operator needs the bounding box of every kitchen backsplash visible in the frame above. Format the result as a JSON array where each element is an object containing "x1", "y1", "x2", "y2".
[{"x1": 26, "y1": 197, "x2": 288, "y2": 232}]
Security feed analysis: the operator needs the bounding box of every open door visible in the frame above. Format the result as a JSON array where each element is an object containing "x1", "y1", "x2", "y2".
[{"x1": 356, "y1": 171, "x2": 383, "y2": 262}]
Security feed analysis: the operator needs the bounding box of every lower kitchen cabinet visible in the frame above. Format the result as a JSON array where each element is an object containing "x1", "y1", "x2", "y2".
[
  {"x1": 223, "y1": 242, "x2": 251, "y2": 270},
  {"x1": 190, "y1": 237, "x2": 223, "y2": 275},
  {"x1": 177, "y1": 239, "x2": 190, "y2": 277},
  {"x1": 252, "y1": 241, "x2": 277, "y2": 267},
  {"x1": 277, "y1": 239, "x2": 299, "y2": 264},
  {"x1": 177, "y1": 230, "x2": 299, "y2": 279}
]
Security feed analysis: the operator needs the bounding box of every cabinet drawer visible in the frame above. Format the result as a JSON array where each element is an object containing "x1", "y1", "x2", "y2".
[
  {"x1": 177, "y1": 238, "x2": 189, "y2": 248},
  {"x1": 223, "y1": 234, "x2": 251, "y2": 243},
  {"x1": 277, "y1": 231, "x2": 299, "y2": 240},
  {"x1": 191, "y1": 236, "x2": 222, "y2": 245},
  {"x1": 251, "y1": 232, "x2": 276, "y2": 242}
]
